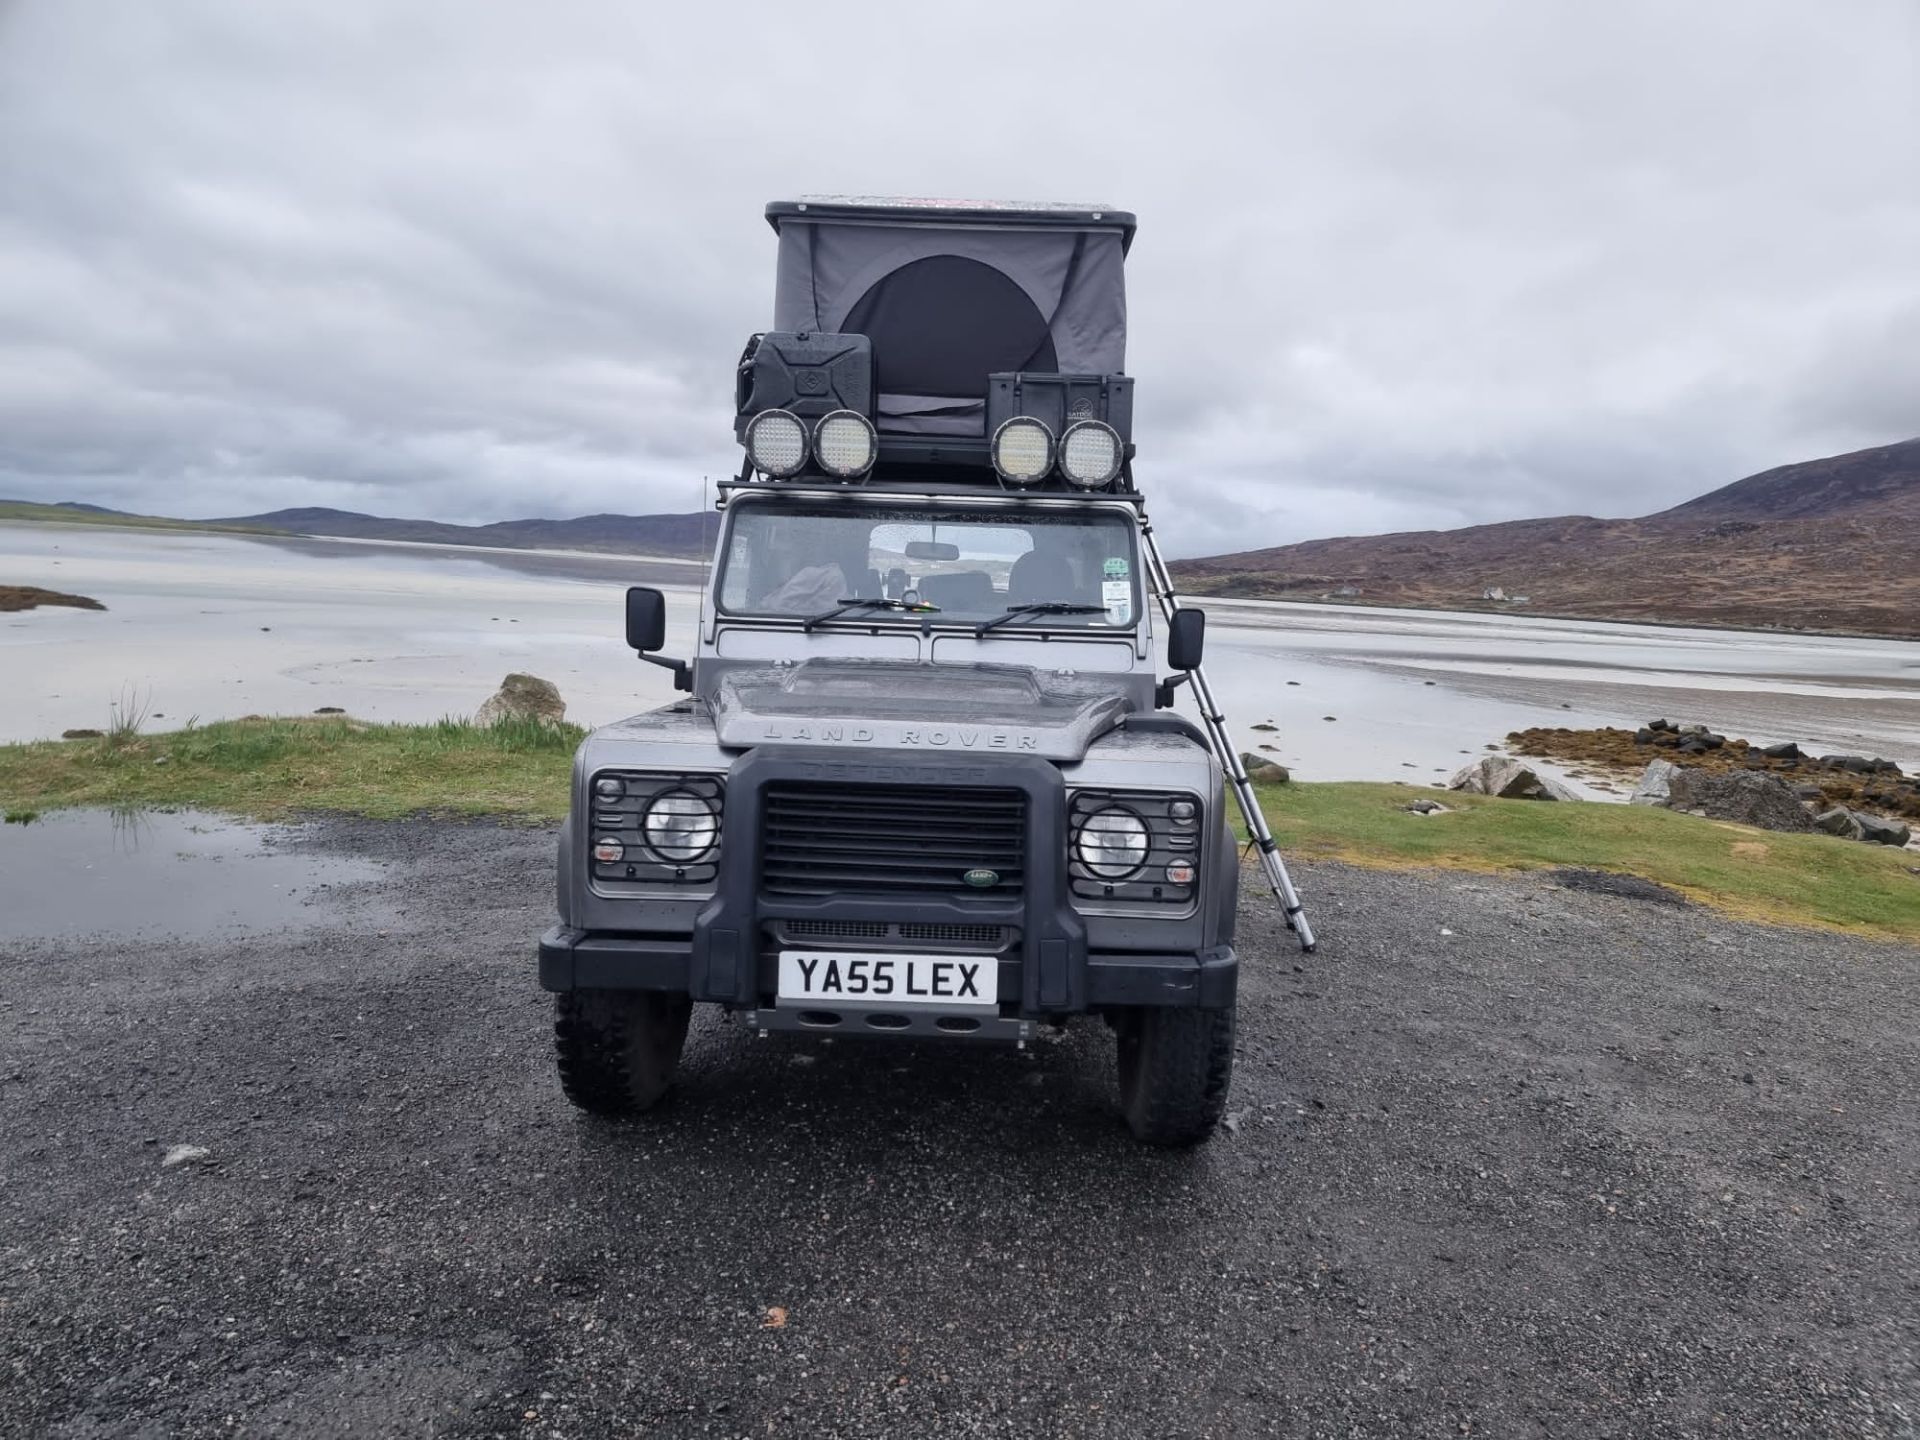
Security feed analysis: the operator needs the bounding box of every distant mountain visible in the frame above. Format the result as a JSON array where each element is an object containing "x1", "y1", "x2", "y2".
[
  {"x1": 1174, "y1": 439, "x2": 1920, "y2": 638},
  {"x1": 215, "y1": 506, "x2": 718, "y2": 558},
  {"x1": 1653, "y1": 438, "x2": 1920, "y2": 523}
]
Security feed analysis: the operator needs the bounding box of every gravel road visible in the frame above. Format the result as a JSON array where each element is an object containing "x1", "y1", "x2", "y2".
[{"x1": 3, "y1": 816, "x2": 1917, "y2": 1438}]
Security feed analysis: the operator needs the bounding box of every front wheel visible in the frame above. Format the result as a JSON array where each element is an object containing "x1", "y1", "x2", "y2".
[
  {"x1": 554, "y1": 990, "x2": 693, "y2": 1115},
  {"x1": 1114, "y1": 1004, "x2": 1235, "y2": 1146}
]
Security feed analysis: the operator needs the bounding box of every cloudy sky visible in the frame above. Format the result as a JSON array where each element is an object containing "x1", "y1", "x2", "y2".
[{"x1": 1, "y1": 1, "x2": 1915, "y2": 557}]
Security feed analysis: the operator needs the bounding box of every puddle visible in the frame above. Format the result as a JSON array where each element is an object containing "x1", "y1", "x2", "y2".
[{"x1": 0, "y1": 809, "x2": 386, "y2": 941}]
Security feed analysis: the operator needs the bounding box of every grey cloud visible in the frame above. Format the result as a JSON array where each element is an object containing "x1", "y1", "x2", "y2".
[{"x1": 1, "y1": 0, "x2": 1915, "y2": 555}]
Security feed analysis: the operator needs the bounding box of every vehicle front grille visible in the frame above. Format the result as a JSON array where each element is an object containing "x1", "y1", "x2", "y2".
[{"x1": 761, "y1": 782, "x2": 1027, "y2": 898}]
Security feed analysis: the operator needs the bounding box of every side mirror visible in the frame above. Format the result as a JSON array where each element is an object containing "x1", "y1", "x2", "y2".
[
  {"x1": 1167, "y1": 608, "x2": 1206, "y2": 672},
  {"x1": 625, "y1": 586, "x2": 691, "y2": 692},
  {"x1": 626, "y1": 586, "x2": 667, "y2": 653}
]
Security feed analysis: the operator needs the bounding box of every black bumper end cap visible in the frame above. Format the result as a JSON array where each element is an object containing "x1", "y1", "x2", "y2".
[{"x1": 538, "y1": 925, "x2": 693, "y2": 994}]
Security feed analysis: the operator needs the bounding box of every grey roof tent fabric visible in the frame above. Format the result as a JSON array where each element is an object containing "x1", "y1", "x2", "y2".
[{"x1": 766, "y1": 199, "x2": 1133, "y2": 437}]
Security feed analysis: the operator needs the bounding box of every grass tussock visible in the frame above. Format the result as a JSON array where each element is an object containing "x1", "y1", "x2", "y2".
[
  {"x1": 1256, "y1": 781, "x2": 1920, "y2": 943},
  {"x1": 0, "y1": 714, "x2": 583, "y2": 823}
]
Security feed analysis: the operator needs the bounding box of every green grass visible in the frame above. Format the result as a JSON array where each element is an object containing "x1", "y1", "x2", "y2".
[
  {"x1": 0, "y1": 714, "x2": 582, "y2": 822},
  {"x1": 1256, "y1": 781, "x2": 1920, "y2": 943},
  {"x1": 0, "y1": 500, "x2": 285, "y2": 536},
  {"x1": 2, "y1": 721, "x2": 1914, "y2": 941}
]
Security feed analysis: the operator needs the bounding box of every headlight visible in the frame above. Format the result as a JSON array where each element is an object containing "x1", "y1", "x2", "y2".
[
  {"x1": 991, "y1": 416, "x2": 1055, "y2": 485},
  {"x1": 813, "y1": 410, "x2": 877, "y2": 480},
  {"x1": 1057, "y1": 420, "x2": 1123, "y2": 488},
  {"x1": 643, "y1": 790, "x2": 720, "y2": 862},
  {"x1": 1074, "y1": 807, "x2": 1149, "y2": 879},
  {"x1": 744, "y1": 408, "x2": 808, "y2": 478},
  {"x1": 1067, "y1": 790, "x2": 1202, "y2": 908}
]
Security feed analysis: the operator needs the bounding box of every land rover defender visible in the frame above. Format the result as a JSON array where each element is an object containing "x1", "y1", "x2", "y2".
[{"x1": 537, "y1": 199, "x2": 1310, "y2": 1145}]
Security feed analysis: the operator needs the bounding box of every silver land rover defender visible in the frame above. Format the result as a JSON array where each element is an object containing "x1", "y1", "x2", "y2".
[{"x1": 537, "y1": 199, "x2": 1312, "y2": 1145}]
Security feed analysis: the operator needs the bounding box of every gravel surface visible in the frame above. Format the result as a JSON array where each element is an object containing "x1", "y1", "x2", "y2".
[{"x1": 3, "y1": 816, "x2": 1917, "y2": 1438}]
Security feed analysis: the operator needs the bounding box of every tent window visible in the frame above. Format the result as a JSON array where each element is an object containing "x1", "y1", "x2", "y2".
[{"x1": 842, "y1": 255, "x2": 1058, "y2": 400}]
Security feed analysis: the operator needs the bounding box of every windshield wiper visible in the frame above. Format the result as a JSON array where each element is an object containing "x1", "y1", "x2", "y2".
[
  {"x1": 974, "y1": 601, "x2": 1109, "y2": 637},
  {"x1": 801, "y1": 596, "x2": 939, "y2": 632}
]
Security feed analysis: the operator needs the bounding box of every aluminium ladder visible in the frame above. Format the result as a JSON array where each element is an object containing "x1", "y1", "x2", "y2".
[{"x1": 1138, "y1": 515, "x2": 1317, "y2": 953}]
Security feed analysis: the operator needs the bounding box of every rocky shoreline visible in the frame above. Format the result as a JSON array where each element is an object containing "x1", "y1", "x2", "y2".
[{"x1": 1504, "y1": 721, "x2": 1917, "y2": 849}]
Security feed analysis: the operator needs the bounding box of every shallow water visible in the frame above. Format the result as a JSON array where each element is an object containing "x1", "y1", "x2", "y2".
[
  {"x1": 0, "y1": 808, "x2": 386, "y2": 941},
  {"x1": 4, "y1": 522, "x2": 1917, "y2": 784}
]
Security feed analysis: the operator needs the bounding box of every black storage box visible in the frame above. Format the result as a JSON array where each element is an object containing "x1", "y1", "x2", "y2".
[
  {"x1": 735, "y1": 331, "x2": 876, "y2": 439},
  {"x1": 986, "y1": 372, "x2": 1134, "y2": 444}
]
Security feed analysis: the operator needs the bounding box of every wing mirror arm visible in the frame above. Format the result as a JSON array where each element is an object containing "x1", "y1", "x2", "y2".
[
  {"x1": 638, "y1": 652, "x2": 693, "y2": 692},
  {"x1": 626, "y1": 586, "x2": 693, "y2": 693},
  {"x1": 1154, "y1": 672, "x2": 1190, "y2": 709}
]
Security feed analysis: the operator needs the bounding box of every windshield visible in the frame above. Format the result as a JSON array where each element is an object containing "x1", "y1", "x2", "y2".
[{"x1": 717, "y1": 503, "x2": 1139, "y2": 628}]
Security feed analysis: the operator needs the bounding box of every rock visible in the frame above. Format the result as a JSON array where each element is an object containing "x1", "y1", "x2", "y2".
[
  {"x1": 1322, "y1": 715, "x2": 1337, "y2": 722},
  {"x1": 1871, "y1": 759, "x2": 1904, "y2": 776},
  {"x1": 1446, "y1": 757, "x2": 1578, "y2": 801},
  {"x1": 1633, "y1": 728, "x2": 1657, "y2": 744},
  {"x1": 1701, "y1": 733, "x2": 1726, "y2": 749},
  {"x1": 1403, "y1": 800, "x2": 1451, "y2": 816},
  {"x1": 1790, "y1": 783, "x2": 1825, "y2": 802},
  {"x1": 1760, "y1": 741, "x2": 1801, "y2": 760},
  {"x1": 61, "y1": 728, "x2": 103, "y2": 739},
  {"x1": 314, "y1": 706, "x2": 345, "y2": 715},
  {"x1": 1678, "y1": 739, "x2": 1709, "y2": 755},
  {"x1": 1630, "y1": 759, "x2": 1682, "y2": 806},
  {"x1": 1821, "y1": 755, "x2": 1875, "y2": 774},
  {"x1": 474, "y1": 673, "x2": 566, "y2": 727},
  {"x1": 1241, "y1": 753, "x2": 1289, "y2": 783},
  {"x1": 1677, "y1": 723, "x2": 1710, "y2": 737},
  {"x1": 1646, "y1": 719, "x2": 1672, "y2": 732},
  {"x1": 1249, "y1": 722, "x2": 1277, "y2": 732},
  {"x1": 1813, "y1": 808, "x2": 1865, "y2": 840},
  {"x1": 1680, "y1": 769, "x2": 1815, "y2": 832},
  {"x1": 161, "y1": 1144, "x2": 210, "y2": 1169},
  {"x1": 1636, "y1": 762, "x2": 1814, "y2": 832},
  {"x1": 1854, "y1": 813, "x2": 1914, "y2": 848}
]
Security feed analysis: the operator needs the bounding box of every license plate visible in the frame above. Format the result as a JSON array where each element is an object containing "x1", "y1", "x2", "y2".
[{"x1": 777, "y1": 951, "x2": 996, "y2": 1011}]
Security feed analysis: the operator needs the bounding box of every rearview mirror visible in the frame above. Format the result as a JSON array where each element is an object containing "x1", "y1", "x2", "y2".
[
  {"x1": 625, "y1": 586, "x2": 667, "y2": 653},
  {"x1": 1167, "y1": 608, "x2": 1206, "y2": 671},
  {"x1": 904, "y1": 540, "x2": 960, "y2": 561}
]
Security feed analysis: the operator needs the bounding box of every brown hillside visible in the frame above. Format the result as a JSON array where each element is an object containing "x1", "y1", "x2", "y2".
[{"x1": 1174, "y1": 440, "x2": 1920, "y2": 637}]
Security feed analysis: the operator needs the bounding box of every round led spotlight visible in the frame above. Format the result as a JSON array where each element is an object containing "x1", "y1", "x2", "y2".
[
  {"x1": 991, "y1": 417, "x2": 1056, "y2": 486},
  {"x1": 744, "y1": 408, "x2": 808, "y2": 479},
  {"x1": 813, "y1": 410, "x2": 878, "y2": 480},
  {"x1": 1058, "y1": 420, "x2": 1124, "y2": 489}
]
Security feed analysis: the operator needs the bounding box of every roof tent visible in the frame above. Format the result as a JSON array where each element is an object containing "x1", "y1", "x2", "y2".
[{"x1": 766, "y1": 198, "x2": 1135, "y2": 438}]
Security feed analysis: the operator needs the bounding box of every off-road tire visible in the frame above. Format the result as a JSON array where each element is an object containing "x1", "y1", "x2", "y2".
[
  {"x1": 1115, "y1": 1003, "x2": 1235, "y2": 1146},
  {"x1": 554, "y1": 990, "x2": 693, "y2": 1116}
]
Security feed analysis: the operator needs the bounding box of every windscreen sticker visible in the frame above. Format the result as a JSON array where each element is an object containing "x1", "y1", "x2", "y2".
[
  {"x1": 1102, "y1": 578, "x2": 1132, "y2": 623},
  {"x1": 1103, "y1": 558, "x2": 1130, "y2": 578}
]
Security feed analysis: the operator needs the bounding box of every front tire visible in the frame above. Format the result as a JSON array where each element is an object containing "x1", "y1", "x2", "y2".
[
  {"x1": 1115, "y1": 1004, "x2": 1235, "y2": 1146},
  {"x1": 554, "y1": 990, "x2": 693, "y2": 1115}
]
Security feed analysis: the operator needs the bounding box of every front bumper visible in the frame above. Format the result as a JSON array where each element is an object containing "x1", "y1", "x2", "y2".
[{"x1": 537, "y1": 925, "x2": 1238, "y2": 1012}]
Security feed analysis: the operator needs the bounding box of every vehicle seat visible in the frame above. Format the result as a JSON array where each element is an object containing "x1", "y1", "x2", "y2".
[
  {"x1": 915, "y1": 570, "x2": 995, "y2": 610},
  {"x1": 1008, "y1": 551, "x2": 1080, "y2": 605}
]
